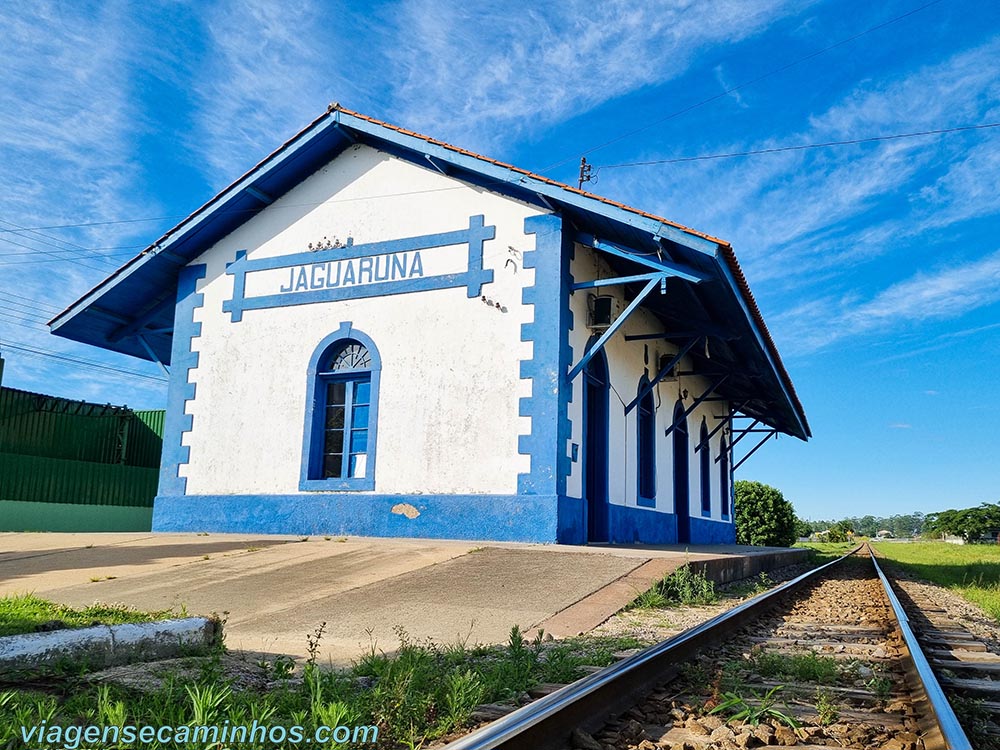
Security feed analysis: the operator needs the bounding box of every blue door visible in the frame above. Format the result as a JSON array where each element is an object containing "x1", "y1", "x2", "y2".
[
  {"x1": 584, "y1": 349, "x2": 610, "y2": 543},
  {"x1": 673, "y1": 400, "x2": 690, "y2": 544}
]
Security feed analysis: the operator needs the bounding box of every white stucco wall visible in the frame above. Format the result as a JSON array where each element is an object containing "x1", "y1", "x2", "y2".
[
  {"x1": 565, "y1": 244, "x2": 731, "y2": 520},
  {"x1": 180, "y1": 145, "x2": 544, "y2": 495}
]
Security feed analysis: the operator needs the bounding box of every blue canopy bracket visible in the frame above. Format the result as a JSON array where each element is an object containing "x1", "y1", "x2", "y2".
[
  {"x1": 567, "y1": 233, "x2": 711, "y2": 384},
  {"x1": 136, "y1": 334, "x2": 169, "y2": 377},
  {"x1": 733, "y1": 429, "x2": 778, "y2": 471},
  {"x1": 624, "y1": 336, "x2": 703, "y2": 415},
  {"x1": 663, "y1": 374, "x2": 729, "y2": 439},
  {"x1": 567, "y1": 275, "x2": 664, "y2": 382}
]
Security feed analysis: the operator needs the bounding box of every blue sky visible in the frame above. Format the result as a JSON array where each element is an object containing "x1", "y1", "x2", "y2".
[{"x1": 1, "y1": 0, "x2": 998, "y2": 521}]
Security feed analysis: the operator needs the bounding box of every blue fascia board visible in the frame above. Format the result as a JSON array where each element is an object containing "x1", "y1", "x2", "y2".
[
  {"x1": 49, "y1": 114, "x2": 352, "y2": 352},
  {"x1": 714, "y1": 255, "x2": 809, "y2": 441}
]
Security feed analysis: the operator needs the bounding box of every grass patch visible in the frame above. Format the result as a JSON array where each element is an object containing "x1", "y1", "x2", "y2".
[
  {"x1": 0, "y1": 625, "x2": 647, "y2": 749},
  {"x1": 0, "y1": 594, "x2": 173, "y2": 637},
  {"x1": 872, "y1": 541, "x2": 1000, "y2": 622},
  {"x1": 794, "y1": 541, "x2": 858, "y2": 565},
  {"x1": 630, "y1": 563, "x2": 719, "y2": 609},
  {"x1": 748, "y1": 648, "x2": 840, "y2": 684}
]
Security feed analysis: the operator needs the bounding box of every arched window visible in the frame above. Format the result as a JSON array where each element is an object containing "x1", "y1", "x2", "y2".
[
  {"x1": 300, "y1": 324, "x2": 381, "y2": 491},
  {"x1": 720, "y1": 435, "x2": 730, "y2": 520},
  {"x1": 700, "y1": 419, "x2": 711, "y2": 516},
  {"x1": 636, "y1": 377, "x2": 656, "y2": 508}
]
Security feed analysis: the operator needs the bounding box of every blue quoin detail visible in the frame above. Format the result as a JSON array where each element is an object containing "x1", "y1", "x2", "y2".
[
  {"x1": 300, "y1": 323, "x2": 381, "y2": 491},
  {"x1": 222, "y1": 215, "x2": 495, "y2": 322},
  {"x1": 152, "y1": 493, "x2": 561, "y2": 542},
  {"x1": 158, "y1": 264, "x2": 206, "y2": 496},
  {"x1": 517, "y1": 214, "x2": 573, "y2": 499}
]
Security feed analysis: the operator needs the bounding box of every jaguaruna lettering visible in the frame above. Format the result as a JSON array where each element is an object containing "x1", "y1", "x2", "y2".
[{"x1": 279, "y1": 251, "x2": 424, "y2": 293}]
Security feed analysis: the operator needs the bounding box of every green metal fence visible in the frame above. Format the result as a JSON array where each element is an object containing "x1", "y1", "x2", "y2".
[{"x1": 0, "y1": 386, "x2": 164, "y2": 510}]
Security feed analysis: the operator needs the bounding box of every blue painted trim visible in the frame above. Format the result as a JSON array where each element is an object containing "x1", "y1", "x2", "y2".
[
  {"x1": 689, "y1": 515, "x2": 736, "y2": 544},
  {"x1": 608, "y1": 503, "x2": 678, "y2": 545},
  {"x1": 158, "y1": 264, "x2": 206, "y2": 496},
  {"x1": 153, "y1": 493, "x2": 560, "y2": 542},
  {"x1": 299, "y1": 323, "x2": 381, "y2": 491},
  {"x1": 518, "y1": 214, "x2": 572, "y2": 497},
  {"x1": 636, "y1": 375, "x2": 656, "y2": 509},
  {"x1": 223, "y1": 215, "x2": 495, "y2": 322}
]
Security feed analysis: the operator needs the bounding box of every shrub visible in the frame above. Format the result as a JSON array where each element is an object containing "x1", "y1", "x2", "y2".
[{"x1": 734, "y1": 481, "x2": 798, "y2": 548}]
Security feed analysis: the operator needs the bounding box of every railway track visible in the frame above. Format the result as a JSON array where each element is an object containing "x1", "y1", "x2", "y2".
[{"x1": 444, "y1": 546, "x2": 983, "y2": 750}]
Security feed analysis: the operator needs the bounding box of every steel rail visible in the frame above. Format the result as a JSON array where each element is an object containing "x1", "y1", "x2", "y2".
[
  {"x1": 868, "y1": 546, "x2": 973, "y2": 750},
  {"x1": 442, "y1": 547, "x2": 861, "y2": 750}
]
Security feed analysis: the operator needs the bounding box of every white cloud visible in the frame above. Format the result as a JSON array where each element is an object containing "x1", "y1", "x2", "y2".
[
  {"x1": 772, "y1": 251, "x2": 1000, "y2": 354},
  {"x1": 384, "y1": 0, "x2": 806, "y2": 151},
  {"x1": 190, "y1": 0, "x2": 373, "y2": 183},
  {"x1": 0, "y1": 3, "x2": 167, "y2": 404}
]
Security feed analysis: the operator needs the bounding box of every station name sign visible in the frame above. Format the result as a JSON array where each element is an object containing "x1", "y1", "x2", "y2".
[{"x1": 223, "y1": 215, "x2": 495, "y2": 322}]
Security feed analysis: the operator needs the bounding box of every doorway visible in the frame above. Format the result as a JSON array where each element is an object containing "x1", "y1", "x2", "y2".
[
  {"x1": 673, "y1": 400, "x2": 690, "y2": 544},
  {"x1": 583, "y1": 347, "x2": 609, "y2": 543}
]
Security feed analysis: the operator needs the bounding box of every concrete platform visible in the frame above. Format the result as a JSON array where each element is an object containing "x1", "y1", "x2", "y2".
[{"x1": 0, "y1": 532, "x2": 807, "y2": 664}]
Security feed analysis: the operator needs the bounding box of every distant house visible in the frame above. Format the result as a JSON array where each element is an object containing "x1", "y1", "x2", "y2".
[
  {"x1": 876, "y1": 529, "x2": 894, "y2": 539},
  {"x1": 48, "y1": 106, "x2": 810, "y2": 545}
]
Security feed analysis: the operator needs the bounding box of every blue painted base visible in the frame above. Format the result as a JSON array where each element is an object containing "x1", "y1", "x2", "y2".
[
  {"x1": 153, "y1": 493, "x2": 558, "y2": 543},
  {"x1": 609, "y1": 503, "x2": 678, "y2": 544},
  {"x1": 689, "y1": 516, "x2": 737, "y2": 544},
  {"x1": 557, "y1": 496, "x2": 732, "y2": 545}
]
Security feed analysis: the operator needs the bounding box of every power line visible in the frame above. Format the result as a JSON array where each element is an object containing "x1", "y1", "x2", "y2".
[
  {"x1": 538, "y1": 0, "x2": 949, "y2": 174},
  {"x1": 0, "y1": 340, "x2": 167, "y2": 383},
  {"x1": 596, "y1": 122, "x2": 1000, "y2": 170},
  {"x1": 0, "y1": 219, "x2": 127, "y2": 269},
  {"x1": 0, "y1": 290, "x2": 63, "y2": 313}
]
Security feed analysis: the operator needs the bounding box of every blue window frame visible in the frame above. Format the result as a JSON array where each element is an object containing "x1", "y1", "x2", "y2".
[
  {"x1": 300, "y1": 323, "x2": 381, "y2": 491},
  {"x1": 720, "y1": 434, "x2": 730, "y2": 520},
  {"x1": 700, "y1": 419, "x2": 712, "y2": 516},
  {"x1": 636, "y1": 377, "x2": 656, "y2": 508}
]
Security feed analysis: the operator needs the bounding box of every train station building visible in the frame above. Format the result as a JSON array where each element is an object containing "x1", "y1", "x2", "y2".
[{"x1": 50, "y1": 105, "x2": 810, "y2": 545}]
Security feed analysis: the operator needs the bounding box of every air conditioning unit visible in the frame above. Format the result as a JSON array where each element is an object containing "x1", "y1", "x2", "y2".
[
  {"x1": 588, "y1": 294, "x2": 620, "y2": 331},
  {"x1": 658, "y1": 353, "x2": 678, "y2": 380}
]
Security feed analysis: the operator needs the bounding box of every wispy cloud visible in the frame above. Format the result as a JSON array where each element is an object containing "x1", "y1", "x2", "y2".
[
  {"x1": 0, "y1": 3, "x2": 166, "y2": 405},
  {"x1": 384, "y1": 0, "x2": 806, "y2": 150},
  {"x1": 773, "y1": 251, "x2": 1000, "y2": 354},
  {"x1": 600, "y1": 36, "x2": 1000, "y2": 284},
  {"x1": 190, "y1": 0, "x2": 376, "y2": 183}
]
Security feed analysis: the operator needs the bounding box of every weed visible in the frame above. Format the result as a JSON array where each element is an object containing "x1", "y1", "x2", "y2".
[
  {"x1": 300, "y1": 536, "x2": 310, "y2": 542},
  {"x1": 202, "y1": 555, "x2": 211, "y2": 560},
  {"x1": 749, "y1": 648, "x2": 839, "y2": 684},
  {"x1": 867, "y1": 675, "x2": 893, "y2": 705},
  {"x1": 751, "y1": 572, "x2": 774, "y2": 594},
  {"x1": 679, "y1": 661, "x2": 711, "y2": 689},
  {"x1": 440, "y1": 669, "x2": 485, "y2": 731},
  {"x1": 631, "y1": 586, "x2": 668, "y2": 609},
  {"x1": 629, "y1": 562, "x2": 718, "y2": 609},
  {"x1": 306, "y1": 622, "x2": 327, "y2": 666},
  {"x1": 324, "y1": 536, "x2": 332, "y2": 541},
  {"x1": 709, "y1": 686, "x2": 798, "y2": 728},
  {"x1": 814, "y1": 688, "x2": 839, "y2": 725},
  {"x1": 246, "y1": 546, "x2": 261, "y2": 552},
  {"x1": 718, "y1": 660, "x2": 746, "y2": 694}
]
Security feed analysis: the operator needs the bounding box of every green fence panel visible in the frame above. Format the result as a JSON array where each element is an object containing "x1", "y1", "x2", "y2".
[
  {"x1": 0, "y1": 452, "x2": 158, "y2": 507},
  {"x1": 0, "y1": 387, "x2": 164, "y2": 467}
]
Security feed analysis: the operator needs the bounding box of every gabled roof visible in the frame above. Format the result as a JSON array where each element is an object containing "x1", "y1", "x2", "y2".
[{"x1": 49, "y1": 104, "x2": 809, "y2": 440}]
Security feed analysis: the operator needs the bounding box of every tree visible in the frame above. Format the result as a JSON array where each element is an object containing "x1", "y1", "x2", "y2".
[
  {"x1": 735, "y1": 480, "x2": 798, "y2": 548},
  {"x1": 924, "y1": 503, "x2": 1000, "y2": 543}
]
